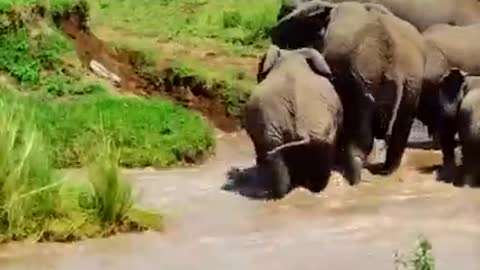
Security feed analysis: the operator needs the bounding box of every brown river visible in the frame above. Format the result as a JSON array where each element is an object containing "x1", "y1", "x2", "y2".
[{"x1": 1, "y1": 127, "x2": 480, "y2": 270}]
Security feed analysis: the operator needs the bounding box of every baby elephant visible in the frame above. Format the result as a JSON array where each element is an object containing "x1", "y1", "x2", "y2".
[
  {"x1": 438, "y1": 69, "x2": 480, "y2": 186},
  {"x1": 243, "y1": 45, "x2": 361, "y2": 199}
]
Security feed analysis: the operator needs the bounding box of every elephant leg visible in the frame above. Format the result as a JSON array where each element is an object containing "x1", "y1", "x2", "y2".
[
  {"x1": 338, "y1": 143, "x2": 362, "y2": 185},
  {"x1": 438, "y1": 118, "x2": 457, "y2": 182},
  {"x1": 305, "y1": 143, "x2": 332, "y2": 193},
  {"x1": 381, "y1": 92, "x2": 417, "y2": 175},
  {"x1": 334, "y1": 128, "x2": 362, "y2": 185},
  {"x1": 266, "y1": 154, "x2": 291, "y2": 199},
  {"x1": 461, "y1": 140, "x2": 480, "y2": 187}
]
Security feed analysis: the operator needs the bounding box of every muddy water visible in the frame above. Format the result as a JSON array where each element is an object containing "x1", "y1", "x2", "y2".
[{"x1": 2, "y1": 131, "x2": 480, "y2": 270}]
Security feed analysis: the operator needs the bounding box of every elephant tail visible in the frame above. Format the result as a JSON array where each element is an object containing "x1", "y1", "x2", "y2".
[{"x1": 267, "y1": 138, "x2": 311, "y2": 158}]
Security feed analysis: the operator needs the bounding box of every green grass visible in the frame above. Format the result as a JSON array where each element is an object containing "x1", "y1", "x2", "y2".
[
  {"x1": 87, "y1": 0, "x2": 274, "y2": 118},
  {"x1": 0, "y1": 95, "x2": 163, "y2": 242},
  {"x1": 0, "y1": 2, "x2": 106, "y2": 97},
  {"x1": 88, "y1": 0, "x2": 280, "y2": 48},
  {"x1": 169, "y1": 59, "x2": 253, "y2": 116},
  {"x1": 0, "y1": 0, "x2": 216, "y2": 168},
  {"x1": 109, "y1": 40, "x2": 254, "y2": 118},
  {"x1": 0, "y1": 0, "x2": 84, "y2": 13},
  {"x1": 19, "y1": 93, "x2": 214, "y2": 168}
]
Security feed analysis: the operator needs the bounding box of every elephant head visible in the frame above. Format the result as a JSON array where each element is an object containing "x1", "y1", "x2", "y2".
[
  {"x1": 271, "y1": 1, "x2": 392, "y2": 52},
  {"x1": 271, "y1": 0, "x2": 335, "y2": 51},
  {"x1": 257, "y1": 45, "x2": 332, "y2": 83}
]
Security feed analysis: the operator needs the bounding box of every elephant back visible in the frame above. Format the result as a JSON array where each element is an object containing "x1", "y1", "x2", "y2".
[{"x1": 423, "y1": 24, "x2": 480, "y2": 74}]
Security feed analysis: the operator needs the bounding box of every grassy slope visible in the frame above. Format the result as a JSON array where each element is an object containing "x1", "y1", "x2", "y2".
[
  {"x1": 0, "y1": 1, "x2": 171, "y2": 242},
  {"x1": 0, "y1": 0, "x2": 279, "y2": 244},
  {"x1": 87, "y1": 0, "x2": 281, "y2": 115},
  {"x1": 0, "y1": 0, "x2": 214, "y2": 168},
  {"x1": 0, "y1": 92, "x2": 163, "y2": 243},
  {"x1": 35, "y1": 94, "x2": 213, "y2": 168}
]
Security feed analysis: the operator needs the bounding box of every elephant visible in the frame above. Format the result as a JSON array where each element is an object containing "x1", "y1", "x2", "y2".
[
  {"x1": 277, "y1": 0, "x2": 480, "y2": 31},
  {"x1": 271, "y1": 1, "x2": 427, "y2": 175},
  {"x1": 414, "y1": 23, "x2": 480, "y2": 177},
  {"x1": 243, "y1": 45, "x2": 360, "y2": 199},
  {"x1": 422, "y1": 23, "x2": 480, "y2": 75},
  {"x1": 435, "y1": 69, "x2": 480, "y2": 186}
]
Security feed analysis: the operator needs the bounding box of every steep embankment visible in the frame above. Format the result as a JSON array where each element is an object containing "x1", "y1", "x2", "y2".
[
  {"x1": 0, "y1": 0, "x2": 215, "y2": 168},
  {"x1": 53, "y1": 1, "x2": 255, "y2": 132}
]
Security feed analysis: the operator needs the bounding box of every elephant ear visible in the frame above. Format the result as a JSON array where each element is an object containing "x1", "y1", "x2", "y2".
[
  {"x1": 271, "y1": 0, "x2": 336, "y2": 50},
  {"x1": 257, "y1": 45, "x2": 282, "y2": 82},
  {"x1": 294, "y1": 48, "x2": 332, "y2": 79}
]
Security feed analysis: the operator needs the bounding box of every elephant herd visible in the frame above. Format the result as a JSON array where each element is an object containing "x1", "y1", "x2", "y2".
[{"x1": 236, "y1": 0, "x2": 480, "y2": 199}]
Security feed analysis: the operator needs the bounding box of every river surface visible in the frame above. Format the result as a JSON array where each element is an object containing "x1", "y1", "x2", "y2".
[{"x1": 1, "y1": 128, "x2": 480, "y2": 270}]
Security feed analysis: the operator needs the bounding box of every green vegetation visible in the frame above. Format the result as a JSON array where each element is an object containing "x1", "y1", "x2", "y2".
[
  {"x1": 91, "y1": 0, "x2": 274, "y2": 117},
  {"x1": 35, "y1": 94, "x2": 214, "y2": 168},
  {"x1": 394, "y1": 235, "x2": 436, "y2": 270},
  {"x1": 0, "y1": 0, "x2": 278, "y2": 243},
  {"x1": 88, "y1": 0, "x2": 280, "y2": 47},
  {"x1": 169, "y1": 59, "x2": 253, "y2": 116},
  {"x1": 0, "y1": 0, "x2": 215, "y2": 167},
  {"x1": 0, "y1": 96, "x2": 162, "y2": 242}
]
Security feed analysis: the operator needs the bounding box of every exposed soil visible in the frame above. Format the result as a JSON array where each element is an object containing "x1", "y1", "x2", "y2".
[
  {"x1": 56, "y1": 7, "x2": 246, "y2": 132},
  {"x1": 94, "y1": 27, "x2": 260, "y2": 76}
]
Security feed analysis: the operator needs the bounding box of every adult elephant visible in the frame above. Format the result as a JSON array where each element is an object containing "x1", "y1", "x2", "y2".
[
  {"x1": 271, "y1": 1, "x2": 427, "y2": 175},
  {"x1": 243, "y1": 45, "x2": 358, "y2": 199},
  {"x1": 415, "y1": 23, "x2": 480, "y2": 178},
  {"x1": 431, "y1": 70, "x2": 480, "y2": 186},
  {"x1": 277, "y1": 0, "x2": 480, "y2": 31},
  {"x1": 422, "y1": 23, "x2": 480, "y2": 74}
]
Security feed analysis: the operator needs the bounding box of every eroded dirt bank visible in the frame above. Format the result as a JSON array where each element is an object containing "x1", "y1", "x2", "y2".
[
  {"x1": 56, "y1": 6, "x2": 243, "y2": 132},
  {"x1": 1, "y1": 132, "x2": 480, "y2": 270}
]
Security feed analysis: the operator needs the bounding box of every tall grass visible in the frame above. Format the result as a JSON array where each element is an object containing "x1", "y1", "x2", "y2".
[
  {"x1": 0, "y1": 98, "x2": 58, "y2": 241},
  {"x1": 0, "y1": 95, "x2": 163, "y2": 242}
]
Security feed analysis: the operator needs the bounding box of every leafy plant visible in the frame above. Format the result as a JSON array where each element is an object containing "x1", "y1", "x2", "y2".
[{"x1": 394, "y1": 235, "x2": 436, "y2": 270}]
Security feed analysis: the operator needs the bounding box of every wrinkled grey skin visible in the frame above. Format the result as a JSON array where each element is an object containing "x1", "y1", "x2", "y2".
[
  {"x1": 416, "y1": 23, "x2": 480, "y2": 177},
  {"x1": 271, "y1": 1, "x2": 426, "y2": 175},
  {"x1": 436, "y1": 70, "x2": 480, "y2": 186},
  {"x1": 243, "y1": 45, "x2": 359, "y2": 199},
  {"x1": 278, "y1": 0, "x2": 480, "y2": 31}
]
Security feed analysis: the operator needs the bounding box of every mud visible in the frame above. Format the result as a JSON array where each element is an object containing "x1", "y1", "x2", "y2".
[
  {"x1": 57, "y1": 8, "x2": 241, "y2": 132},
  {"x1": 2, "y1": 131, "x2": 480, "y2": 270}
]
